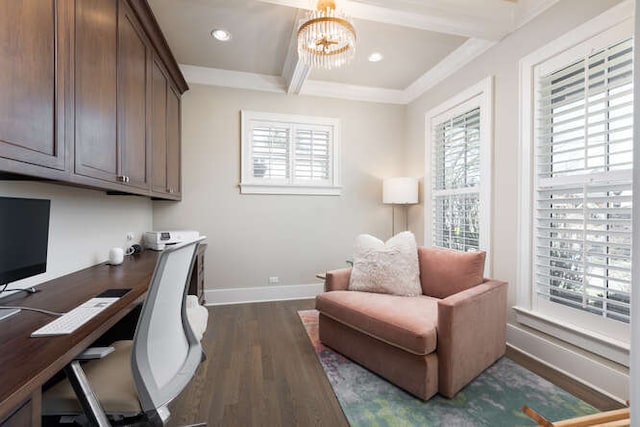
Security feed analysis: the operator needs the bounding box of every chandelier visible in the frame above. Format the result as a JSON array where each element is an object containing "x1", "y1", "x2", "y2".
[{"x1": 297, "y1": 0, "x2": 356, "y2": 69}]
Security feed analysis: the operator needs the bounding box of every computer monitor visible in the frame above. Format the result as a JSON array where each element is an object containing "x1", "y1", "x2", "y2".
[{"x1": 0, "y1": 196, "x2": 51, "y2": 286}]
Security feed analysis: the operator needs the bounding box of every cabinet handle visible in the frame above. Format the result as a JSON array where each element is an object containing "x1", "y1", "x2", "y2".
[
  {"x1": 167, "y1": 187, "x2": 174, "y2": 193},
  {"x1": 117, "y1": 175, "x2": 127, "y2": 182},
  {"x1": 126, "y1": 176, "x2": 130, "y2": 183}
]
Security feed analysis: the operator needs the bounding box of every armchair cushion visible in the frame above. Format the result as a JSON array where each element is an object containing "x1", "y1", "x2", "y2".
[
  {"x1": 316, "y1": 290, "x2": 439, "y2": 355},
  {"x1": 418, "y1": 247, "x2": 486, "y2": 298},
  {"x1": 349, "y1": 232, "x2": 422, "y2": 297}
]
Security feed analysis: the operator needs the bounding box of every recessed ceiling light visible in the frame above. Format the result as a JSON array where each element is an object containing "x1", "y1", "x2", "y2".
[
  {"x1": 368, "y1": 52, "x2": 383, "y2": 62},
  {"x1": 211, "y1": 29, "x2": 231, "y2": 42}
]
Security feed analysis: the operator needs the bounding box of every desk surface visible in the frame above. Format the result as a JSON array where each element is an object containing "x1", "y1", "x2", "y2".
[{"x1": 0, "y1": 251, "x2": 159, "y2": 420}]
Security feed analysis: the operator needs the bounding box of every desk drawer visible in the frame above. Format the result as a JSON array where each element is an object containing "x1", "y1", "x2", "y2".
[{"x1": 1, "y1": 393, "x2": 40, "y2": 427}]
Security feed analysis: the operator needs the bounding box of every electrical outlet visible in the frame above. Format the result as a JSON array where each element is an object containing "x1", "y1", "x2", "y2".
[
  {"x1": 126, "y1": 232, "x2": 135, "y2": 241},
  {"x1": 268, "y1": 276, "x2": 279, "y2": 285}
]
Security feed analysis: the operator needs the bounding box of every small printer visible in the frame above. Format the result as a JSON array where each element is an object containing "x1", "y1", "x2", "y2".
[{"x1": 143, "y1": 230, "x2": 200, "y2": 251}]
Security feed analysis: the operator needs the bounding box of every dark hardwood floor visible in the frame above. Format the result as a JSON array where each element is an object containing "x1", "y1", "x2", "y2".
[
  {"x1": 168, "y1": 299, "x2": 623, "y2": 426},
  {"x1": 505, "y1": 347, "x2": 623, "y2": 412},
  {"x1": 168, "y1": 299, "x2": 348, "y2": 427}
]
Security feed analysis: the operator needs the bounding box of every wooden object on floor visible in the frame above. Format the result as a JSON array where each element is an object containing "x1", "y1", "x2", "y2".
[
  {"x1": 522, "y1": 405, "x2": 630, "y2": 427},
  {"x1": 0, "y1": 251, "x2": 158, "y2": 426}
]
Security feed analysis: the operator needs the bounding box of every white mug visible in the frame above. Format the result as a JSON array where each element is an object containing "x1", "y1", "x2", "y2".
[{"x1": 109, "y1": 247, "x2": 124, "y2": 265}]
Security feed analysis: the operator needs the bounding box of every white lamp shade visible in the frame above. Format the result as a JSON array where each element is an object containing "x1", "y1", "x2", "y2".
[{"x1": 382, "y1": 177, "x2": 418, "y2": 204}]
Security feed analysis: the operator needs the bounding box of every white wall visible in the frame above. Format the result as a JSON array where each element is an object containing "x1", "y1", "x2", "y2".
[
  {"x1": 153, "y1": 84, "x2": 405, "y2": 291},
  {"x1": 405, "y1": 0, "x2": 627, "y2": 400},
  {"x1": 0, "y1": 181, "x2": 152, "y2": 291}
]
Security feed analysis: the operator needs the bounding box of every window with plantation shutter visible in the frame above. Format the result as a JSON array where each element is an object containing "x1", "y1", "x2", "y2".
[
  {"x1": 433, "y1": 108, "x2": 481, "y2": 251},
  {"x1": 425, "y1": 77, "x2": 493, "y2": 271},
  {"x1": 240, "y1": 111, "x2": 341, "y2": 195},
  {"x1": 534, "y1": 37, "x2": 633, "y2": 324},
  {"x1": 517, "y1": 13, "x2": 634, "y2": 363}
]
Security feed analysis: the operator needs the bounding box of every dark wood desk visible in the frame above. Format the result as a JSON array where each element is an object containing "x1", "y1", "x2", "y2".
[{"x1": 0, "y1": 251, "x2": 159, "y2": 426}]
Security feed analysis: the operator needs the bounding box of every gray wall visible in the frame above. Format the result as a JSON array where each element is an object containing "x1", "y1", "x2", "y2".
[{"x1": 153, "y1": 85, "x2": 406, "y2": 289}]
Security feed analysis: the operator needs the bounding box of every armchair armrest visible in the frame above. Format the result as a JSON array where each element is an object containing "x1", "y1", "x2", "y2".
[
  {"x1": 437, "y1": 279, "x2": 508, "y2": 398},
  {"x1": 324, "y1": 268, "x2": 352, "y2": 292}
]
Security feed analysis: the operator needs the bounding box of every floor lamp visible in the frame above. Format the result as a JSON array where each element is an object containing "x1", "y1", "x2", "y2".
[{"x1": 383, "y1": 177, "x2": 419, "y2": 236}]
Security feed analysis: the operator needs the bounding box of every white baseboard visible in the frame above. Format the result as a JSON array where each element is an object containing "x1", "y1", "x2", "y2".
[
  {"x1": 507, "y1": 323, "x2": 629, "y2": 403},
  {"x1": 204, "y1": 283, "x2": 324, "y2": 306}
]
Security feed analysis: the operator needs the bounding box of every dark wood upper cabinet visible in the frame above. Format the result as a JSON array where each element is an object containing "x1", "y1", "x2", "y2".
[
  {"x1": 150, "y1": 59, "x2": 168, "y2": 194},
  {"x1": 0, "y1": 0, "x2": 186, "y2": 200},
  {"x1": 166, "y1": 86, "x2": 181, "y2": 197},
  {"x1": 118, "y1": 2, "x2": 151, "y2": 189},
  {"x1": 74, "y1": 0, "x2": 119, "y2": 182},
  {"x1": 150, "y1": 57, "x2": 181, "y2": 199},
  {"x1": 0, "y1": 0, "x2": 69, "y2": 171}
]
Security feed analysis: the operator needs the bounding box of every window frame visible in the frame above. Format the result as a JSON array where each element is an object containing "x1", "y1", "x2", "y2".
[
  {"x1": 516, "y1": 9, "x2": 633, "y2": 364},
  {"x1": 424, "y1": 76, "x2": 493, "y2": 274},
  {"x1": 240, "y1": 110, "x2": 342, "y2": 195}
]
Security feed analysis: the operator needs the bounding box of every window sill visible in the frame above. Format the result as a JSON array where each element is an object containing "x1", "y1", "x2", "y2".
[
  {"x1": 513, "y1": 306, "x2": 629, "y2": 367},
  {"x1": 239, "y1": 183, "x2": 342, "y2": 196}
]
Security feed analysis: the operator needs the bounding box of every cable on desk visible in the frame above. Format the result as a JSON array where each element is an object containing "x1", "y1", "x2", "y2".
[
  {"x1": 0, "y1": 306, "x2": 64, "y2": 316},
  {"x1": 0, "y1": 286, "x2": 39, "y2": 295}
]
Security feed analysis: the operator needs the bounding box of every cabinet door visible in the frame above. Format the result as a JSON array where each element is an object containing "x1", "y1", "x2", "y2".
[
  {"x1": 166, "y1": 86, "x2": 181, "y2": 197},
  {"x1": 74, "y1": 0, "x2": 119, "y2": 181},
  {"x1": 0, "y1": 0, "x2": 67, "y2": 171},
  {"x1": 118, "y1": 2, "x2": 150, "y2": 189},
  {"x1": 150, "y1": 59, "x2": 168, "y2": 194}
]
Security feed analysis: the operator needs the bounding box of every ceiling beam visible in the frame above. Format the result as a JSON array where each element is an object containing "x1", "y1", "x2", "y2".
[
  {"x1": 256, "y1": 0, "x2": 509, "y2": 40},
  {"x1": 281, "y1": 10, "x2": 311, "y2": 94}
]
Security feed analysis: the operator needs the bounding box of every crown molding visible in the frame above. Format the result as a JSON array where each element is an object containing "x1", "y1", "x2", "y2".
[
  {"x1": 404, "y1": 38, "x2": 496, "y2": 104},
  {"x1": 514, "y1": 0, "x2": 561, "y2": 30}
]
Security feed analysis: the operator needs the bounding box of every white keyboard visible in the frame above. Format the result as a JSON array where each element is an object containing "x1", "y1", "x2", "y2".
[{"x1": 31, "y1": 297, "x2": 120, "y2": 337}]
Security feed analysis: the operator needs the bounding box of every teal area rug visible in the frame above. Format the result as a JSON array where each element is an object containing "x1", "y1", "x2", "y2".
[{"x1": 298, "y1": 309, "x2": 597, "y2": 426}]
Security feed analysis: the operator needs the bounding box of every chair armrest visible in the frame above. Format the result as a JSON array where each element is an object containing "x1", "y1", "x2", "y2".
[
  {"x1": 75, "y1": 346, "x2": 115, "y2": 360},
  {"x1": 437, "y1": 279, "x2": 508, "y2": 397},
  {"x1": 324, "y1": 268, "x2": 352, "y2": 291}
]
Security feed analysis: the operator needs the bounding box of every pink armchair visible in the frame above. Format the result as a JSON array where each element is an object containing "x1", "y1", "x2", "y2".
[{"x1": 315, "y1": 247, "x2": 508, "y2": 400}]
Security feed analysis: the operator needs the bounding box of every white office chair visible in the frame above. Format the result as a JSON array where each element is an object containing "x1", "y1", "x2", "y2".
[{"x1": 43, "y1": 237, "x2": 207, "y2": 427}]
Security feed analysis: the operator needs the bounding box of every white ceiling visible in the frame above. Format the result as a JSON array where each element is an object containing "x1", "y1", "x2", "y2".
[{"x1": 148, "y1": 0, "x2": 559, "y2": 103}]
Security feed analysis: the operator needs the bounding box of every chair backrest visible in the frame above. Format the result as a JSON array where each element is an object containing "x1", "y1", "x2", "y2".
[{"x1": 131, "y1": 237, "x2": 206, "y2": 415}]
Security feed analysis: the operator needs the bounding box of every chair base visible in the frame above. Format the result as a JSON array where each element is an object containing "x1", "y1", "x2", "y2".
[{"x1": 318, "y1": 313, "x2": 438, "y2": 400}]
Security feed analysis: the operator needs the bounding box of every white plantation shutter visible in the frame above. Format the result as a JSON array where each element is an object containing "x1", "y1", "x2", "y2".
[
  {"x1": 535, "y1": 37, "x2": 633, "y2": 323},
  {"x1": 240, "y1": 111, "x2": 341, "y2": 195},
  {"x1": 251, "y1": 125, "x2": 290, "y2": 180},
  {"x1": 294, "y1": 126, "x2": 331, "y2": 182},
  {"x1": 432, "y1": 107, "x2": 481, "y2": 251}
]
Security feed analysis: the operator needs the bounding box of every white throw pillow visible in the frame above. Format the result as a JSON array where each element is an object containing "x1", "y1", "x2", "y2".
[{"x1": 348, "y1": 231, "x2": 422, "y2": 297}]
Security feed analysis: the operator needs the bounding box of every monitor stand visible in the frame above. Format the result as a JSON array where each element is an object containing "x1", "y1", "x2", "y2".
[{"x1": 0, "y1": 308, "x2": 20, "y2": 321}]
